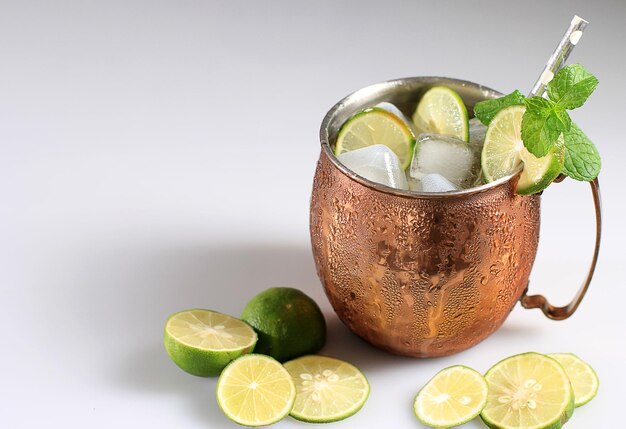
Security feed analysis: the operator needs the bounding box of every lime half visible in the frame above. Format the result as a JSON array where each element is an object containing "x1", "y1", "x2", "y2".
[
  {"x1": 283, "y1": 355, "x2": 369, "y2": 423},
  {"x1": 481, "y1": 105, "x2": 564, "y2": 195},
  {"x1": 335, "y1": 107, "x2": 415, "y2": 170},
  {"x1": 481, "y1": 352, "x2": 575, "y2": 429},
  {"x1": 412, "y1": 86, "x2": 469, "y2": 141},
  {"x1": 413, "y1": 365, "x2": 487, "y2": 428},
  {"x1": 163, "y1": 309, "x2": 257, "y2": 377},
  {"x1": 216, "y1": 354, "x2": 296, "y2": 426},
  {"x1": 549, "y1": 353, "x2": 599, "y2": 407}
]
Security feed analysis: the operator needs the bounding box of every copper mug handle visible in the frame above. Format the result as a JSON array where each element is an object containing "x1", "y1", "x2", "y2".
[{"x1": 521, "y1": 177, "x2": 602, "y2": 320}]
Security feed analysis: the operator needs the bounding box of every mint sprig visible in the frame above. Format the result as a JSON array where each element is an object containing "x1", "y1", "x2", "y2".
[{"x1": 473, "y1": 63, "x2": 601, "y2": 188}]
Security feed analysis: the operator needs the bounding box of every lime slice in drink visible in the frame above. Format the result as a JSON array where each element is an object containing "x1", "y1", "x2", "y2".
[
  {"x1": 481, "y1": 105, "x2": 564, "y2": 195},
  {"x1": 549, "y1": 353, "x2": 599, "y2": 407},
  {"x1": 163, "y1": 309, "x2": 257, "y2": 377},
  {"x1": 412, "y1": 86, "x2": 469, "y2": 141},
  {"x1": 283, "y1": 355, "x2": 369, "y2": 423},
  {"x1": 335, "y1": 107, "x2": 415, "y2": 170},
  {"x1": 413, "y1": 365, "x2": 487, "y2": 428},
  {"x1": 481, "y1": 352, "x2": 575, "y2": 429},
  {"x1": 216, "y1": 354, "x2": 296, "y2": 426}
]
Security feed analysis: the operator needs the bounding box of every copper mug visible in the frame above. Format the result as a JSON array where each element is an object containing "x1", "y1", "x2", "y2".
[{"x1": 310, "y1": 77, "x2": 602, "y2": 358}]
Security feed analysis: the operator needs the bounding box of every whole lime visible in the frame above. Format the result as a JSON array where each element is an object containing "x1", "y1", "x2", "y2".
[{"x1": 241, "y1": 287, "x2": 326, "y2": 362}]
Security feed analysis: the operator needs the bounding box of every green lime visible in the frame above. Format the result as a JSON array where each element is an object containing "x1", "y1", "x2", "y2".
[
  {"x1": 412, "y1": 86, "x2": 469, "y2": 141},
  {"x1": 549, "y1": 353, "x2": 599, "y2": 407},
  {"x1": 283, "y1": 355, "x2": 369, "y2": 423},
  {"x1": 163, "y1": 309, "x2": 257, "y2": 377},
  {"x1": 481, "y1": 105, "x2": 564, "y2": 195},
  {"x1": 413, "y1": 365, "x2": 487, "y2": 428},
  {"x1": 241, "y1": 287, "x2": 326, "y2": 362},
  {"x1": 216, "y1": 354, "x2": 296, "y2": 426},
  {"x1": 481, "y1": 352, "x2": 575, "y2": 429},
  {"x1": 334, "y1": 107, "x2": 415, "y2": 170}
]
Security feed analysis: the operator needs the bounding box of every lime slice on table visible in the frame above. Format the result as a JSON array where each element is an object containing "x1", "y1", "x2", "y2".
[
  {"x1": 163, "y1": 309, "x2": 257, "y2": 377},
  {"x1": 283, "y1": 355, "x2": 370, "y2": 423},
  {"x1": 216, "y1": 354, "x2": 296, "y2": 426},
  {"x1": 549, "y1": 353, "x2": 599, "y2": 407},
  {"x1": 413, "y1": 365, "x2": 487, "y2": 428},
  {"x1": 412, "y1": 86, "x2": 469, "y2": 141},
  {"x1": 481, "y1": 352, "x2": 575, "y2": 429},
  {"x1": 482, "y1": 105, "x2": 564, "y2": 195},
  {"x1": 334, "y1": 107, "x2": 415, "y2": 170}
]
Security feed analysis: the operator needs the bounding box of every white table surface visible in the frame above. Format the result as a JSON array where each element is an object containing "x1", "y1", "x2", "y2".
[{"x1": 2, "y1": 1, "x2": 625, "y2": 427}]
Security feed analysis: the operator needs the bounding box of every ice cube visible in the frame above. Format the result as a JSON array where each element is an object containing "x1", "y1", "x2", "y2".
[
  {"x1": 337, "y1": 144, "x2": 409, "y2": 190},
  {"x1": 469, "y1": 117, "x2": 487, "y2": 152},
  {"x1": 420, "y1": 173, "x2": 459, "y2": 192},
  {"x1": 409, "y1": 133, "x2": 479, "y2": 188},
  {"x1": 374, "y1": 102, "x2": 418, "y2": 136}
]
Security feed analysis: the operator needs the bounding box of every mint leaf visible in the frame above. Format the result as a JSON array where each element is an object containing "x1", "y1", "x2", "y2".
[
  {"x1": 474, "y1": 90, "x2": 525, "y2": 125},
  {"x1": 521, "y1": 111, "x2": 562, "y2": 157},
  {"x1": 551, "y1": 109, "x2": 571, "y2": 132},
  {"x1": 524, "y1": 96, "x2": 554, "y2": 116},
  {"x1": 547, "y1": 64, "x2": 599, "y2": 110},
  {"x1": 563, "y1": 123, "x2": 601, "y2": 181}
]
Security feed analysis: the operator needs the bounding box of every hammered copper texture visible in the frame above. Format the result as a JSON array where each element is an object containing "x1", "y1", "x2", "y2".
[{"x1": 310, "y1": 150, "x2": 541, "y2": 357}]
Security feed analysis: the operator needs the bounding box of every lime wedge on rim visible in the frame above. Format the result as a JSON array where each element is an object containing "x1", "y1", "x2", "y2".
[
  {"x1": 334, "y1": 107, "x2": 415, "y2": 170},
  {"x1": 481, "y1": 105, "x2": 564, "y2": 195},
  {"x1": 216, "y1": 354, "x2": 296, "y2": 426},
  {"x1": 283, "y1": 355, "x2": 369, "y2": 423},
  {"x1": 549, "y1": 353, "x2": 599, "y2": 407},
  {"x1": 163, "y1": 309, "x2": 257, "y2": 377},
  {"x1": 412, "y1": 86, "x2": 469, "y2": 141},
  {"x1": 481, "y1": 352, "x2": 575, "y2": 429},
  {"x1": 413, "y1": 365, "x2": 487, "y2": 428}
]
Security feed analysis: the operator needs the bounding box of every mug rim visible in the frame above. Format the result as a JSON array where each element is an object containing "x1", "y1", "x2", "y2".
[{"x1": 320, "y1": 76, "x2": 523, "y2": 199}]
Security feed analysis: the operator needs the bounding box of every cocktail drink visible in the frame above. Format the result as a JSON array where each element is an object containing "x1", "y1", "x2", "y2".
[{"x1": 310, "y1": 75, "x2": 601, "y2": 357}]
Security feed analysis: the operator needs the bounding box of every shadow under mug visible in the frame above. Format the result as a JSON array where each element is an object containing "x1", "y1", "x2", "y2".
[{"x1": 310, "y1": 77, "x2": 601, "y2": 358}]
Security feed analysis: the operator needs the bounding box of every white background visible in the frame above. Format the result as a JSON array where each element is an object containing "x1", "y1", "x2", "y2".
[{"x1": 2, "y1": 1, "x2": 625, "y2": 427}]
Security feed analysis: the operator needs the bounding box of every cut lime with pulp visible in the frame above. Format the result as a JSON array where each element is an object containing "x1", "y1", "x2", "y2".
[
  {"x1": 481, "y1": 105, "x2": 564, "y2": 195},
  {"x1": 216, "y1": 354, "x2": 296, "y2": 426},
  {"x1": 481, "y1": 352, "x2": 575, "y2": 429},
  {"x1": 549, "y1": 353, "x2": 599, "y2": 407},
  {"x1": 412, "y1": 86, "x2": 469, "y2": 141},
  {"x1": 413, "y1": 365, "x2": 487, "y2": 428},
  {"x1": 334, "y1": 107, "x2": 415, "y2": 170},
  {"x1": 283, "y1": 355, "x2": 369, "y2": 423},
  {"x1": 163, "y1": 309, "x2": 257, "y2": 377}
]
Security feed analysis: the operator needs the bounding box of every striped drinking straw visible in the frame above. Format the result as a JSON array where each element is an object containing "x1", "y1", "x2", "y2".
[{"x1": 529, "y1": 15, "x2": 589, "y2": 97}]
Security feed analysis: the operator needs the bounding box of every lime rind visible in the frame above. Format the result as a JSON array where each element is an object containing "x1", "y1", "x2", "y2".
[
  {"x1": 480, "y1": 352, "x2": 575, "y2": 429},
  {"x1": 216, "y1": 354, "x2": 296, "y2": 427},
  {"x1": 412, "y1": 86, "x2": 469, "y2": 142},
  {"x1": 549, "y1": 353, "x2": 599, "y2": 407},
  {"x1": 334, "y1": 107, "x2": 416, "y2": 170},
  {"x1": 164, "y1": 309, "x2": 257, "y2": 377},
  {"x1": 284, "y1": 355, "x2": 370, "y2": 423},
  {"x1": 413, "y1": 365, "x2": 488, "y2": 428}
]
